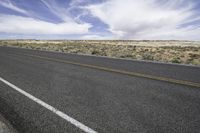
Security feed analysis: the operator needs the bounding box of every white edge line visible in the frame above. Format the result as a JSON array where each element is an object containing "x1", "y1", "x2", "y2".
[{"x1": 0, "y1": 77, "x2": 97, "y2": 133}]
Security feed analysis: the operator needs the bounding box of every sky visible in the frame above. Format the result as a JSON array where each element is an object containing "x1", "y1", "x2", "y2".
[{"x1": 0, "y1": 0, "x2": 200, "y2": 40}]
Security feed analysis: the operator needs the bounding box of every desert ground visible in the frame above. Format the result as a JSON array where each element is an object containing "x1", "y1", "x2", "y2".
[{"x1": 0, "y1": 40, "x2": 200, "y2": 66}]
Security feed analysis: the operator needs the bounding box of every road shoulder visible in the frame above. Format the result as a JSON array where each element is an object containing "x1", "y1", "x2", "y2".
[{"x1": 0, "y1": 114, "x2": 18, "y2": 133}]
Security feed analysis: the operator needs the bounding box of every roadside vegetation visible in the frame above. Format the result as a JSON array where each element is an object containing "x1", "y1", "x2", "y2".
[{"x1": 0, "y1": 40, "x2": 200, "y2": 66}]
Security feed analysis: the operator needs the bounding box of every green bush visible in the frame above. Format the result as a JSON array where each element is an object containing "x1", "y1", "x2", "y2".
[
  {"x1": 171, "y1": 58, "x2": 181, "y2": 63},
  {"x1": 91, "y1": 50, "x2": 100, "y2": 55},
  {"x1": 142, "y1": 53, "x2": 154, "y2": 60}
]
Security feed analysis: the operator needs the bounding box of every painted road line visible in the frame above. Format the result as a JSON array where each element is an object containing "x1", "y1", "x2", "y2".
[
  {"x1": 18, "y1": 53, "x2": 200, "y2": 88},
  {"x1": 0, "y1": 77, "x2": 97, "y2": 133}
]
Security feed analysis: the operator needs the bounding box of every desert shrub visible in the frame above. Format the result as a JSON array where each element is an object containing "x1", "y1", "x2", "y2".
[
  {"x1": 191, "y1": 60, "x2": 200, "y2": 65},
  {"x1": 91, "y1": 50, "x2": 100, "y2": 55},
  {"x1": 119, "y1": 55, "x2": 126, "y2": 58},
  {"x1": 119, "y1": 53, "x2": 136, "y2": 59},
  {"x1": 142, "y1": 53, "x2": 154, "y2": 60},
  {"x1": 171, "y1": 58, "x2": 181, "y2": 63},
  {"x1": 3, "y1": 41, "x2": 8, "y2": 44},
  {"x1": 119, "y1": 54, "x2": 130, "y2": 58},
  {"x1": 189, "y1": 53, "x2": 199, "y2": 59},
  {"x1": 186, "y1": 58, "x2": 193, "y2": 64}
]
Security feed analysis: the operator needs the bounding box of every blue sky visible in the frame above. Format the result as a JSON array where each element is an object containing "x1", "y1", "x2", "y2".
[{"x1": 0, "y1": 0, "x2": 200, "y2": 40}]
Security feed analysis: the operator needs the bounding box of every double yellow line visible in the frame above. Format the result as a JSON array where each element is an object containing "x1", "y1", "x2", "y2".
[{"x1": 19, "y1": 53, "x2": 200, "y2": 88}]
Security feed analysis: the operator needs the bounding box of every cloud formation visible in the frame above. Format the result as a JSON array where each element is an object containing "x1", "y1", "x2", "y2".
[
  {"x1": 0, "y1": 0, "x2": 29, "y2": 15},
  {"x1": 0, "y1": 0, "x2": 200, "y2": 40},
  {"x1": 40, "y1": 0, "x2": 73, "y2": 22},
  {"x1": 86, "y1": 0, "x2": 200, "y2": 40},
  {"x1": 0, "y1": 14, "x2": 91, "y2": 34},
  {"x1": 0, "y1": 0, "x2": 92, "y2": 35}
]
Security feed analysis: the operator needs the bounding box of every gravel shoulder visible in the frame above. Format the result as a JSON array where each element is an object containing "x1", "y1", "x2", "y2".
[{"x1": 0, "y1": 114, "x2": 17, "y2": 133}]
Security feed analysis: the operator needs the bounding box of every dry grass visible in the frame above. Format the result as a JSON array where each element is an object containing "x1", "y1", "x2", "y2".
[{"x1": 0, "y1": 40, "x2": 200, "y2": 66}]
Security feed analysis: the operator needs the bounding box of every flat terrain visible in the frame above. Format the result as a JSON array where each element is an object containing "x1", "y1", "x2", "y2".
[
  {"x1": 0, "y1": 40, "x2": 200, "y2": 65},
  {"x1": 0, "y1": 46, "x2": 200, "y2": 133}
]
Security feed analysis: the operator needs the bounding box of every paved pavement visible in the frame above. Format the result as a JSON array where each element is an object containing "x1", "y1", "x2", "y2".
[{"x1": 0, "y1": 46, "x2": 200, "y2": 133}]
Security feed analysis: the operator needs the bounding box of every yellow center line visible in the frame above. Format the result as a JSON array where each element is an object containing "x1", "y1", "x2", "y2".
[{"x1": 17, "y1": 53, "x2": 200, "y2": 88}]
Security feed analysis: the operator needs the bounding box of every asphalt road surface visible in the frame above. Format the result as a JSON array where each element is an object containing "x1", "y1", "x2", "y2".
[{"x1": 0, "y1": 46, "x2": 200, "y2": 133}]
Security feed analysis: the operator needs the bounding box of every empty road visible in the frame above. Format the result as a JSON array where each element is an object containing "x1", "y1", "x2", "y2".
[{"x1": 0, "y1": 46, "x2": 200, "y2": 133}]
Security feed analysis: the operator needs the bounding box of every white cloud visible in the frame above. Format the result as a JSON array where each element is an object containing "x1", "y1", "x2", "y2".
[
  {"x1": 0, "y1": 0, "x2": 29, "y2": 15},
  {"x1": 81, "y1": 34, "x2": 114, "y2": 40},
  {"x1": 69, "y1": 0, "x2": 85, "y2": 6},
  {"x1": 86, "y1": 0, "x2": 200, "y2": 40},
  {"x1": 40, "y1": 0, "x2": 74, "y2": 22},
  {"x1": 0, "y1": 0, "x2": 92, "y2": 35},
  {"x1": 0, "y1": 14, "x2": 91, "y2": 35}
]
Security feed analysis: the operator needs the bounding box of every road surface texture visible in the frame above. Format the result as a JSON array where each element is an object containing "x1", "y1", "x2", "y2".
[{"x1": 0, "y1": 46, "x2": 200, "y2": 133}]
